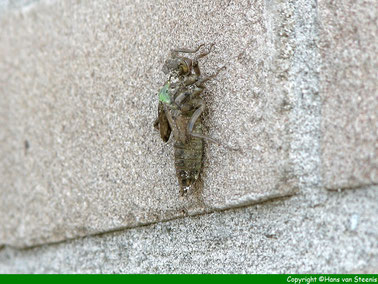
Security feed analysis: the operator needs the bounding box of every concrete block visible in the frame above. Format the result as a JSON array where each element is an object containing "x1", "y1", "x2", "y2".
[
  {"x1": 0, "y1": 0, "x2": 298, "y2": 247},
  {"x1": 319, "y1": 0, "x2": 378, "y2": 189},
  {"x1": 1, "y1": 186, "x2": 377, "y2": 273}
]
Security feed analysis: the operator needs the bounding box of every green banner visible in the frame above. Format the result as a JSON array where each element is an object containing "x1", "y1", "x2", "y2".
[{"x1": 0, "y1": 274, "x2": 377, "y2": 284}]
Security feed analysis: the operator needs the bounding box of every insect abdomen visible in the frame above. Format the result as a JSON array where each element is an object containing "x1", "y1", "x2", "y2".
[{"x1": 174, "y1": 117, "x2": 203, "y2": 192}]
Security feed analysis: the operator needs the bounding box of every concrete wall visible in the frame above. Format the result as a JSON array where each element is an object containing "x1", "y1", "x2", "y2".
[{"x1": 0, "y1": 0, "x2": 377, "y2": 273}]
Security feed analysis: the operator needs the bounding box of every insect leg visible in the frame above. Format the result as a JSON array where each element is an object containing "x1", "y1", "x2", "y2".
[
  {"x1": 174, "y1": 92, "x2": 190, "y2": 107},
  {"x1": 171, "y1": 43, "x2": 205, "y2": 55},
  {"x1": 174, "y1": 86, "x2": 204, "y2": 109},
  {"x1": 192, "y1": 43, "x2": 215, "y2": 76},
  {"x1": 196, "y1": 66, "x2": 226, "y2": 87},
  {"x1": 194, "y1": 43, "x2": 215, "y2": 62},
  {"x1": 186, "y1": 99, "x2": 221, "y2": 144},
  {"x1": 186, "y1": 98, "x2": 240, "y2": 151},
  {"x1": 187, "y1": 99, "x2": 205, "y2": 135}
]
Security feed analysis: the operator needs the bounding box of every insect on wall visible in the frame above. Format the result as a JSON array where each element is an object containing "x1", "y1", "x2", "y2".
[{"x1": 153, "y1": 43, "x2": 228, "y2": 196}]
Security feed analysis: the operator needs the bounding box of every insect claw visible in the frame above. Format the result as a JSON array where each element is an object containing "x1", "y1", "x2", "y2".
[
  {"x1": 216, "y1": 65, "x2": 227, "y2": 75},
  {"x1": 209, "y1": 42, "x2": 215, "y2": 52},
  {"x1": 196, "y1": 43, "x2": 206, "y2": 52}
]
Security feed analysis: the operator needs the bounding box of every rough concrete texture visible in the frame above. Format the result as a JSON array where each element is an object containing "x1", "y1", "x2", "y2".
[
  {"x1": 1, "y1": 186, "x2": 377, "y2": 273},
  {"x1": 0, "y1": 0, "x2": 377, "y2": 274},
  {"x1": 0, "y1": 0, "x2": 38, "y2": 14},
  {"x1": 0, "y1": 0, "x2": 300, "y2": 248},
  {"x1": 318, "y1": 0, "x2": 378, "y2": 190}
]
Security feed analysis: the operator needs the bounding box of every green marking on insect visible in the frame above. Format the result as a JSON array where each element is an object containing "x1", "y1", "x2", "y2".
[{"x1": 158, "y1": 82, "x2": 171, "y2": 104}]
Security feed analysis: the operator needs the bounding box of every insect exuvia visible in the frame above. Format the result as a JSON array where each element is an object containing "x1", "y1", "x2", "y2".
[{"x1": 154, "y1": 43, "x2": 225, "y2": 196}]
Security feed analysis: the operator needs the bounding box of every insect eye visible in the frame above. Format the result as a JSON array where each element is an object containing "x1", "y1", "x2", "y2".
[{"x1": 179, "y1": 63, "x2": 189, "y2": 74}]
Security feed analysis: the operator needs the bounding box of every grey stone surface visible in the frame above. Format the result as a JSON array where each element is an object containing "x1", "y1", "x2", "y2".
[
  {"x1": 318, "y1": 0, "x2": 378, "y2": 190},
  {"x1": 0, "y1": 0, "x2": 377, "y2": 274},
  {"x1": 0, "y1": 0, "x2": 39, "y2": 15},
  {"x1": 289, "y1": 0, "x2": 321, "y2": 192},
  {"x1": 1, "y1": 185, "x2": 377, "y2": 273},
  {"x1": 0, "y1": 0, "x2": 299, "y2": 248}
]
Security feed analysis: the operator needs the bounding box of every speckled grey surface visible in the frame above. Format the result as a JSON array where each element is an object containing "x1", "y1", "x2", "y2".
[
  {"x1": 0, "y1": 0, "x2": 299, "y2": 247},
  {"x1": 0, "y1": 0, "x2": 377, "y2": 274},
  {"x1": 0, "y1": 186, "x2": 377, "y2": 273},
  {"x1": 319, "y1": 0, "x2": 378, "y2": 190}
]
